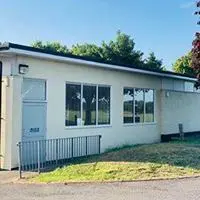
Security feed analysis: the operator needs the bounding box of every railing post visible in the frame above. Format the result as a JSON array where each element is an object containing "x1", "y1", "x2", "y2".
[
  {"x1": 98, "y1": 135, "x2": 101, "y2": 154},
  {"x1": 17, "y1": 142, "x2": 22, "y2": 179},
  {"x1": 71, "y1": 138, "x2": 73, "y2": 158},
  {"x1": 37, "y1": 141, "x2": 40, "y2": 174},
  {"x1": 56, "y1": 139, "x2": 58, "y2": 165},
  {"x1": 85, "y1": 137, "x2": 88, "y2": 156},
  {"x1": 179, "y1": 123, "x2": 184, "y2": 141}
]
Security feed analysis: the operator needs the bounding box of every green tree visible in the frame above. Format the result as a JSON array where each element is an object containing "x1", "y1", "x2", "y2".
[
  {"x1": 31, "y1": 31, "x2": 163, "y2": 71},
  {"x1": 101, "y1": 31, "x2": 144, "y2": 67},
  {"x1": 145, "y1": 52, "x2": 163, "y2": 71},
  {"x1": 32, "y1": 32, "x2": 164, "y2": 122},
  {"x1": 70, "y1": 43, "x2": 103, "y2": 60},
  {"x1": 172, "y1": 52, "x2": 196, "y2": 76},
  {"x1": 32, "y1": 41, "x2": 69, "y2": 54}
]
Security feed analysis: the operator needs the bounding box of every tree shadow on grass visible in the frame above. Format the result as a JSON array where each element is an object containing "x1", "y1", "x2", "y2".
[{"x1": 70, "y1": 140, "x2": 200, "y2": 170}]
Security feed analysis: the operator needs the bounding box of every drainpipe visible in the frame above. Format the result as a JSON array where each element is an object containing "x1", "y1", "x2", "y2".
[{"x1": 0, "y1": 61, "x2": 2, "y2": 166}]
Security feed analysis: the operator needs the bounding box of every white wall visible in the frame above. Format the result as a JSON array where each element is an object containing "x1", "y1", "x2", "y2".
[
  {"x1": 0, "y1": 76, "x2": 22, "y2": 169},
  {"x1": 161, "y1": 90, "x2": 200, "y2": 134},
  {"x1": 162, "y1": 78, "x2": 185, "y2": 91},
  {"x1": 16, "y1": 56, "x2": 161, "y2": 154},
  {"x1": 2, "y1": 54, "x2": 199, "y2": 169},
  {"x1": 0, "y1": 56, "x2": 16, "y2": 76},
  {"x1": 0, "y1": 77, "x2": 10, "y2": 169}
]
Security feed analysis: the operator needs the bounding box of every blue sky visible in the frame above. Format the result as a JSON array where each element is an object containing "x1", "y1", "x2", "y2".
[{"x1": 0, "y1": 0, "x2": 198, "y2": 69}]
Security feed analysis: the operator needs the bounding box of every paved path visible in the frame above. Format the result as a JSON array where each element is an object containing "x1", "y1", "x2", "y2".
[
  {"x1": 1, "y1": 176, "x2": 200, "y2": 200},
  {"x1": 0, "y1": 171, "x2": 19, "y2": 184}
]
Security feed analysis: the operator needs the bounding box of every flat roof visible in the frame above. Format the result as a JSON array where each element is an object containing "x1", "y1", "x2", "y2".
[{"x1": 0, "y1": 42, "x2": 197, "y2": 81}]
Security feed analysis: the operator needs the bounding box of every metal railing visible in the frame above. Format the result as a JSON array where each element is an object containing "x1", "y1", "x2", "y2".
[{"x1": 17, "y1": 135, "x2": 101, "y2": 178}]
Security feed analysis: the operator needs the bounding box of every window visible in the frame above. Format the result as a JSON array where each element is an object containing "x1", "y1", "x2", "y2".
[
  {"x1": 123, "y1": 88, "x2": 134, "y2": 123},
  {"x1": 185, "y1": 81, "x2": 194, "y2": 92},
  {"x1": 65, "y1": 84, "x2": 81, "y2": 126},
  {"x1": 65, "y1": 83, "x2": 111, "y2": 127},
  {"x1": 23, "y1": 78, "x2": 46, "y2": 101},
  {"x1": 83, "y1": 85, "x2": 96, "y2": 125},
  {"x1": 144, "y1": 89, "x2": 154, "y2": 123},
  {"x1": 135, "y1": 89, "x2": 144, "y2": 123},
  {"x1": 98, "y1": 86, "x2": 110, "y2": 125},
  {"x1": 123, "y1": 87, "x2": 155, "y2": 124}
]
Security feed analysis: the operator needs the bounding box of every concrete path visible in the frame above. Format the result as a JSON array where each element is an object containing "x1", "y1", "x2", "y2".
[
  {"x1": 0, "y1": 170, "x2": 20, "y2": 184},
  {"x1": 0, "y1": 175, "x2": 200, "y2": 200}
]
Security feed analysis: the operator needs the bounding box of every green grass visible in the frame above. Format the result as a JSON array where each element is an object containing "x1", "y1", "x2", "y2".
[{"x1": 31, "y1": 137, "x2": 200, "y2": 183}]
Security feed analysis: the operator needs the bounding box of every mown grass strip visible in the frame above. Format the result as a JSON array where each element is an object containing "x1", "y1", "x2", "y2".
[{"x1": 31, "y1": 137, "x2": 200, "y2": 183}]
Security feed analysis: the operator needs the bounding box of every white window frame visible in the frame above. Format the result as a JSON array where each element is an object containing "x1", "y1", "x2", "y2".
[
  {"x1": 123, "y1": 87, "x2": 156, "y2": 125},
  {"x1": 22, "y1": 78, "x2": 47, "y2": 103},
  {"x1": 123, "y1": 87, "x2": 134, "y2": 124},
  {"x1": 144, "y1": 88, "x2": 155, "y2": 124},
  {"x1": 65, "y1": 82, "x2": 111, "y2": 129}
]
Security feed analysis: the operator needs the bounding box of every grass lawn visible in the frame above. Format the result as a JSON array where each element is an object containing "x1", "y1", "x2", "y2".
[{"x1": 31, "y1": 137, "x2": 200, "y2": 183}]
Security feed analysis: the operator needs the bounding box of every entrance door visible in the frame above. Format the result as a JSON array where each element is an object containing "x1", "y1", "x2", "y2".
[
  {"x1": 22, "y1": 78, "x2": 47, "y2": 141},
  {"x1": 21, "y1": 78, "x2": 47, "y2": 167},
  {"x1": 22, "y1": 102, "x2": 46, "y2": 141}
]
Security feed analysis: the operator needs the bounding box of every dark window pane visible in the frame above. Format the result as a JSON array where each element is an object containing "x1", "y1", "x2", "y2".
[
  {"x1": 145, "y1": 89, "x2": 154, "y2": 122},
  {"x1": 123, "y1": 88, "x2": 134, "y2": 123},
  {"x1": 98, "y1": 86, "x2": 110, "y2": 125},
  {"x1": 135, "y1": 89, "x2": 144, "y2": 123},
  {"x1": 65, "y1": 84, "x2": 81, "y2": 126},
  {"x1": 83, "y1": 85, "x2": 96, "y2": 125}
]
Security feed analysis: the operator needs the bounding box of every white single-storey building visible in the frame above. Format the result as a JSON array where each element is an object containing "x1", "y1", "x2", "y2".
[{"x1": 0, "y1": 42, "x2": 200, "y2": 170}]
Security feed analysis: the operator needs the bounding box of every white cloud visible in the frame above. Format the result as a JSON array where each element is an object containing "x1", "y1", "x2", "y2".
[{"x1": 180, "y1": 1, "x2": 194, "y2": 9}]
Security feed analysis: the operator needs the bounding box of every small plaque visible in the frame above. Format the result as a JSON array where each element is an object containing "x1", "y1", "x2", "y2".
[{"x1": 30, "y1": 128, "x2": 40, "y2": 133}]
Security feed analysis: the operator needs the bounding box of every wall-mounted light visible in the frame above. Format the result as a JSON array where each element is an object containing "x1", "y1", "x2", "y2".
[{"x1": 19, "y1": 64, "x2": 29, "y2": 75}]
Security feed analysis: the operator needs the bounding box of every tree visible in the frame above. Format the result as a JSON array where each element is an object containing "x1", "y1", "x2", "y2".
[
  {"x1": 144, "y1": 52, "x2": 163, "y2": 71},
  {"x1": 172, "y1": 52, "x2": 196, "y2": 76},
  {"x1": 31, "y1": 31, "x2": 163, "y2": 71},
  {"x1": 32, "y1": 32, "x2": 163, "y2": 123},
  {"x1": 32, "y1": 41, "x2": 69, "y2": 54},
  {"x1": 191, "y1": 1, "x2": 200, "y2": 87},
  {"x1": 71, "y1": 43, "x2": 103, "y2": 60},
  {"x1": 101, "y1": 31, "x2": 144, "y2": 67}
]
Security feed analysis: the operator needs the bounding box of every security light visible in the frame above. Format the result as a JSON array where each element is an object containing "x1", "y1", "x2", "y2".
[{"x1": 19, "y1": 64, "x2": 29, "y2": 74}]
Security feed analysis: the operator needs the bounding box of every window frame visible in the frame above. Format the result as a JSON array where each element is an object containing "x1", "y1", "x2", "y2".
[
  {"x1": 65, "y1": 81, "x2": 111, "y2": 129},
  {"x1": 184, "y1": 81, "x2": 195, "y2": 92},
  {"x1": 134, "y1": 88, "x2": 145, "y2": 124},
  {"x1": 22, "y1": 78, "x2": 47, "y2": 103},
  {"x1": 123, "y1": 87, "x2": 134, "y2": 124},
  {"x1": 123, "y1": 87, "x2": 156, "y2": 125},
  {"x1": 65, "y1": 82, "x2": 82, "y2": 127},
  {"x1": 144, "y1": 88, "x2": 155, "y2": 123},
  {"x1": 98, "y1": 85, "x2": 111, "y2": 125},
  {"x1": 82, "y1": 83, "x2": 97, "y2": 126}
]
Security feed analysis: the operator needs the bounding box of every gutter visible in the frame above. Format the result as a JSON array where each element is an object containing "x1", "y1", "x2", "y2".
[{"x1": 0, "y1": 47, "x2": 197, "y2": 82}]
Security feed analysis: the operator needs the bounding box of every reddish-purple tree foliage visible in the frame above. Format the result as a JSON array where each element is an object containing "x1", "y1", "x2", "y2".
[{"x1": 192, "y1": 1, "x2": 200, "y2": 88}]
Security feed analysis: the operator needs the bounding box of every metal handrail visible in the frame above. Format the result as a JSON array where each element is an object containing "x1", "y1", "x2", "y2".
[{"x1": 17, "y1": 135, "x2": 102, "y2": 178}]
